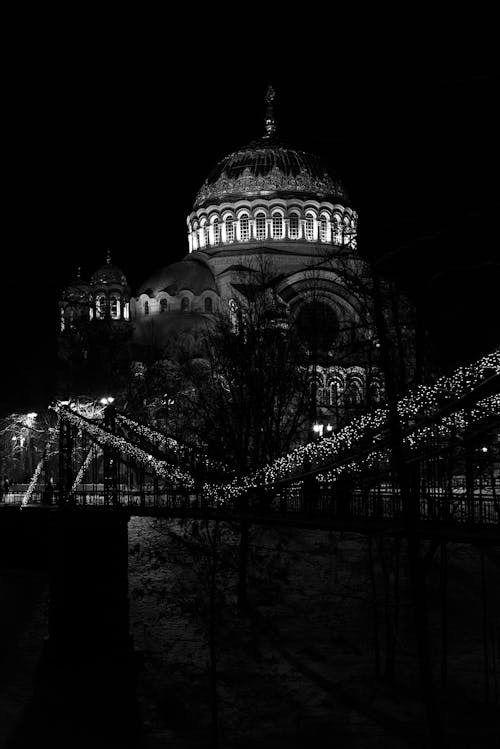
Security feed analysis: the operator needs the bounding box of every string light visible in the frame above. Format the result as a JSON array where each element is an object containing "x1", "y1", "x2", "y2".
[{"x1": 54, "y1": 349, "x2": 499, "y2": 506}]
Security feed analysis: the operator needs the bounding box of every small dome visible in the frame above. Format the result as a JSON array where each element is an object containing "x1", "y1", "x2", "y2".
[
  {"x1": 138, "y1": 256, "x2": 217, "y2": 297},
  {"x1": 90, "y1": 251, "x2": 128, "y2": 287},
  {"x1": 62, "y1": 268, "x2": 91, "y2": 302},
  {"x1": 194, "y1": 136, "x2": 345, "y2": 209}
]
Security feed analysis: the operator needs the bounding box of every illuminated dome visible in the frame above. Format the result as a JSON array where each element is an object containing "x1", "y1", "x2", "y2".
[
  {"x1": 187, "y1": 86, "x2": 356, "y2": 255},
  {"x1": 91, "y1": 251, "x2": 128, "y2": 287},
  {"x1": 138, "y1": 256, "x2": 216, "y2": 297},
  {"x1": 194, "y1": 137, "x2": 345, "y2": 209}
]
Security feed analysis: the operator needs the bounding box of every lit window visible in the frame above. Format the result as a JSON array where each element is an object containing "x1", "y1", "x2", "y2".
[
  {"x1": 160, "y1": 298, "x2": 168, "y2": 313},
  {"x1": 181, "y1": 297, "x2": 190, "y2": 312},
  {"x1": 272, "y1": 213, "x2": 283, "y2": 239},
  {"x1": 289, "y1": 213, "x2": 299, "y2": 238},
  {"x1": 212, "y1": 219, "x2": 219, "y2": 245},
  {"x1": 97, "y1": 296, "x2": 106, "y2": 318},
  {"x1": 255, "y1": 213, "x2": 266, "y2": 240},
  {"x1": 320, "y1": 216, "x2": 328, "y2": 242},
  {"x1": 204, "y1": 297, "x2": 213, "y2": 313},
  {"x1": 60, "y1": 308, "x2": 65, "y2": 332},
  {"x1": 144, "y1": 301, "x2": 149, "y2": 315},
  {"x1": 110, "y1": 296, "x2": 118, "y2": 318},
  {"x1": 333, "y1": 219, "x2": 341, "y2": 243},
  {"x1": 225, "y1": 217, "x2": 234, "y2": 243},
  {"x1": 305, "y1": 214, "x2": 314, "y2": 241},
  {"x1": 240, "y1": 214, "x2": 249, "y2": 241}
]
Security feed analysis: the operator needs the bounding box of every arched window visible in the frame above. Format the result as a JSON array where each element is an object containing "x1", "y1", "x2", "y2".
[
  {"x1": 240, "y1": 214, "x2": 249, "y2": 241},
  {"x1": 160, "y1": 298, "x2": 168, "y2": 313},
  {"x1": 272, "y1": 213, "x2": 283, "y2": 239},
  {"x1": 346, "y1": 380, "x2": 362, "y2": 406},
  {"x1": 333, "y1": 218, "x2": 341, "y2": 243},
  {"x1": 225, "y1": 216, "x2": 234, "y2": 243},
  {"x1": 289, "y1": 213, "x2": 299, "y2": 238},
  {"x1": 204, "y1": 224, "x2": 211, "y2": 247},
  {"x1": 320, "y1": 216, "x2": 328, "y2": 242},
  {"x1": 204, "y1": 297, "x2": 213, "y2": 313},
  {"x1": 144, "y1": 300, "x2": 149, "y2": 315},
  {"x1": 305, "y1": 213, "x2": 315, "y2": 241},
  {"x1": 181, "y1": 297, "x2": 190, "y2": 312},
  {"x1": 60, "y1": 307, "x2": 65, "y2": 332},
  {"x1": 212, "y1": 218, "x2": 220, "y2": 245},
  {"x1": 110, "y1": 296, "x2": 118, "y2": 318},
  {"x1": 97, "y1": 296, "x2": 106, "y2": 318},
  {"x1": 255, "y1": 212, "x2": 266, "y2": 240}
]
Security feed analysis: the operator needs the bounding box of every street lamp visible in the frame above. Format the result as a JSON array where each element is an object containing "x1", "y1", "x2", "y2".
[
  {"x1": 100, "y1": 396, "x2": 115, "y2": 406},
  {"x1": 312, "y1": 422, "x2": 324, "y2": 438}
]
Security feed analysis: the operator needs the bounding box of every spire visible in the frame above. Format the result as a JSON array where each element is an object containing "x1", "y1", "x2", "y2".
[
  {"x1": 263, "y1": 84, "x2": 277, "y2": 138},
  {"x1": 106, "y1": 248, "x2": 111, "y2": 265}
]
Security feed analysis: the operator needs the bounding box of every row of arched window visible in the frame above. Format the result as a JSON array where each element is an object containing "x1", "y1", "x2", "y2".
[
  {"x1": 90, "y1": 296, "x2": 130, "y2": 320},
  {"x1": 315, "y1": 372, "x2": 383, "y2": 409},
  {"x1": 188, "y1": 207, "x2": 357, "y2": 251},
  {"x1": 140, "y1": 296, "x2": 214, "y2": 316}
]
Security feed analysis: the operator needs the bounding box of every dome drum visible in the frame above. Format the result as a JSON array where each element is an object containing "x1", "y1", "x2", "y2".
[{"x1": 187, "y1": 201, "x2": 357, "y2": 252}]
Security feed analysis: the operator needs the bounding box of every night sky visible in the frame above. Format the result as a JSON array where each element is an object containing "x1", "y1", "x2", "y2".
[{"x1": 2, "y1": 37, "x2": 498, "y2": 416}]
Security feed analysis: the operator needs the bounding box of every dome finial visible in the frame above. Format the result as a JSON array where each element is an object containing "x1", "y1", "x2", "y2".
[
  {"x1": 106, "y1": 248, "x2": 111, "y2": 265},
  {"x1": 264, "y1": 84, "x2": 276, "y2": 138}
]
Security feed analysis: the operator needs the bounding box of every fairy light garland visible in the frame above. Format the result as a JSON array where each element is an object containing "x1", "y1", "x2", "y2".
[
  {"x1": 56, "y1": 405, "x2": 195, "y2": 488},
  {"x1": 22, "y1": 429, "x2": 59, "y2": 506},
  {"x1": 116, "y1": 413, "x2": 229, "y2": 474},
  {"x1": 22, "y1": 457, "x2": 45, "y2": 506},
  {"x1": 54, "y1": 350, "x2": 499, "y2": 508},
  {"x1": 71, "y1": 446, "x2": 100, "y2": 492}
]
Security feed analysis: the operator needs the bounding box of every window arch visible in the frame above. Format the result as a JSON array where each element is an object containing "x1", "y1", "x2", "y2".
[
  {"x1": 272, "y1": 212, "x2": 283, "y2": 239},
  {"x1": 320, "y1": 215, "x2": 328, "y2": 242},
  {"x1": 239, "y1": 214, "x2": 249, "y2": 242},
  {"x1": 204, "y1": 297, "x2": 213, "y2": 313},
  {"x1": 305, "y1": 213, "x2": 315, "y2": 241},
  {"x1": 225, "y1": 216, "x2": 234, "y2": 243},
  {"x1": 181, "y1": 297, "x2": 190, "y2": 312},
  {"x1": 289, "y1": 213, "x2": 300, "y2": 238},
  {"x1": 160, "y1": 298, "x2": 168, "y2": 313},
  {"x1": 345, "y1": 379, "x2": 362, "y2": 406},
  {"x1": 255, "y1": 212, "x2": 266, "y2": 240},
  {"x1": 212, "y1": 218, "x2": 220, "y2": 245},
  {"x1": 97, "y1": 296, "x2": 106, "y2": 318},
  {"x1": 144, "y1": 300, "x2": 149, "y2": 316}
]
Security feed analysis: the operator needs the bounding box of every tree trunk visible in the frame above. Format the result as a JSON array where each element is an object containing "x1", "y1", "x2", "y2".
[
  {"x1": 368, "y1": 535, "x2": 382, "y2": 677},
  {"x1": 371, "y1": 267, "x2": 444, "y2": 747},
  {"x1": 440, "y1": 541, "x2": 448, "y2": 692},
  {"x1": 237, "y1": 520, "x2": 250, "y2": 616},
  {"x1": 208, "y1": 520, "x2": 219, "y2": 748}
]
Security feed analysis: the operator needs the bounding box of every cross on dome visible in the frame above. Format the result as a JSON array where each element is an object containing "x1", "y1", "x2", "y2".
[{"x1": 264, "y1": 84, "x2": 277, "y2": 138}]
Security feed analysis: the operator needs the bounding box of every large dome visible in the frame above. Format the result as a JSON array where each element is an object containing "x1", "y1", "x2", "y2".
[
  {"x1": 138, "y1": 256, "x2": 217, "y2": 297},
  {"x1": 194, "y1": 136, "x2": 346, "y2": 209}
]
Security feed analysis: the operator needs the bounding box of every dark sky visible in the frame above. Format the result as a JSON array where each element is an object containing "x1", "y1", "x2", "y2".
[{"x1": 2, "y1": 37, "x2": 498, "y2": 416}]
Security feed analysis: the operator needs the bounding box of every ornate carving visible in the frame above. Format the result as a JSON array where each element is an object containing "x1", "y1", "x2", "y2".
[{"x1": 195, "y1": 165, "x2": 345, "y2": 208}]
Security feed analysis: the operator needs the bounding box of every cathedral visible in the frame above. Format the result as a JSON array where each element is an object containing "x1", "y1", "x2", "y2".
[{"x1": 59, "y1": 87, "x2": 406, "y2": 429}]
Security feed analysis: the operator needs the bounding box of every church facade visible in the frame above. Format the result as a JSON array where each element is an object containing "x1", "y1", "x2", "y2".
[{"x1": 59, "y1": 88, "x2": 400, "y2": 429}]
